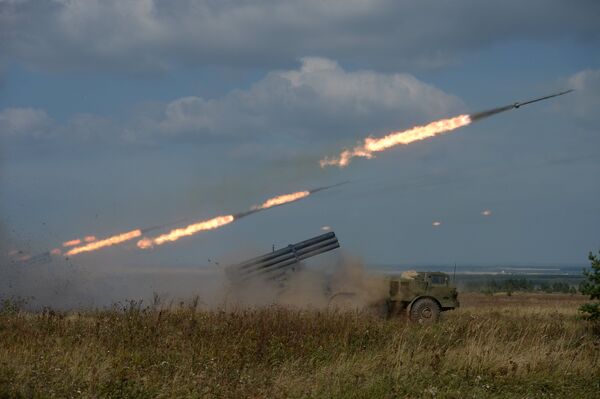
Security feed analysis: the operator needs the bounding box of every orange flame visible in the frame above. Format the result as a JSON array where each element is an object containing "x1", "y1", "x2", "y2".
[
  {"x1": 63, "y1": 236, "x2": 96, "y2": 248},
  {"x1": 321, "y1": 114, "x2": 471, "y2": 167},
  {"x1": 137, "y1": 190, "x2": 312, "y2": 249},
  {"x1": 253, "y1": 191, "x2": 310, "y2": 210},
  {"x1": 62, "y1": 239, "x2": 82, "y2": 247},
  {"x1": 65, "y1": 229, "x2": 142, "y2": 256},
  {"x1": 63, "y1": 189, "x2": 315, "y2": 253},
  {"x1": 137, "y1": 215, "x2": 235, "y2": 249}
]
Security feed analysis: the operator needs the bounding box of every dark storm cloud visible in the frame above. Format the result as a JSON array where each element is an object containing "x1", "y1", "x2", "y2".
[{"x1": 1, "y1": 0, "x2": 599, "y2": 73}]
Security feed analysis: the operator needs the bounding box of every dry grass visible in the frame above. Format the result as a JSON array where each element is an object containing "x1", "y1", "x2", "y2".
[{"x1": 0, "y1": 293, "x2": 598, "y2": 398}]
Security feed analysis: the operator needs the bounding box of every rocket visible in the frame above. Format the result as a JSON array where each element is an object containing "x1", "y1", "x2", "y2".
[{"x1": 470, "y1": 89, "x2": 574, "y2": 122}]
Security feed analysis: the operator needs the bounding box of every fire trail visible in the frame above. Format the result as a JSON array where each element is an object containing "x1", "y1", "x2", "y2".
[
  {"x1": 320, "y1": 90, "x2": 573, "y2": 168},
  {"x1": 136, "y1": 183, "x2": 347, "y2": 249},
  {"x1": 60, "y1": 182, "x2": 346, "y2": 256}
]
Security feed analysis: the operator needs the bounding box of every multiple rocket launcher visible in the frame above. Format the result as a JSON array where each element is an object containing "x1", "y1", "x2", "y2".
[
  {"x1": 226, "y1": 232, "x2": 340, "y2": 283},
  {"x1": 12, "y1": 90, "x2": 573, "y2": 264}
]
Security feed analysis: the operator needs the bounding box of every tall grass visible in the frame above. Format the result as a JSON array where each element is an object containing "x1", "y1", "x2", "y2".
[{"x1": 1, "y1": 293, "x2": 598, "y2": 398}]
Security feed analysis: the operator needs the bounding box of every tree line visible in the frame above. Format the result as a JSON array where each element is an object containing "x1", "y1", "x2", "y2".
[{"x1": 464, "y1": 277, "x2": 578, "y2": 294}]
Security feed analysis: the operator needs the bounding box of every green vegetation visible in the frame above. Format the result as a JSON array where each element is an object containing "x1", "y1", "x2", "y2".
[
  {"x1": 1, "y1": 293, "x2": 598, "y2": 398},
  {"x1": 580, "y1": 251, "x2": 600, "y2": 321}
]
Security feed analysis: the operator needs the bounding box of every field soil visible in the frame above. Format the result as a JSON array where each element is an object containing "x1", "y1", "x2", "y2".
[{"x1": 1, "y1": 293, "x2": 599, "y2": 398}]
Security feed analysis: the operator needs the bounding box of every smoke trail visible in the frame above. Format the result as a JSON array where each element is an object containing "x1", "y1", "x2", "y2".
[{"x1": 469, "y1": 105, "x2": 514, "y2": 122}]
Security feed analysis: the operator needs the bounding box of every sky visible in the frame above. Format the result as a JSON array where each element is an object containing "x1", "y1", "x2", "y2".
[{"x1": 1, "y1": 0, "x2": 600, "y2": 274}]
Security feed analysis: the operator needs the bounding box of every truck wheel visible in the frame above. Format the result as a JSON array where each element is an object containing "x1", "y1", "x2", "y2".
[{"x1": 410, "y1": 298, "x2": 440, "y2": 324}]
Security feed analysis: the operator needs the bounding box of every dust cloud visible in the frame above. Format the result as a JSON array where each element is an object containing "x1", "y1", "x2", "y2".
[{"x1": 1, "y1": 250, "x2": 388, "y2": 312}]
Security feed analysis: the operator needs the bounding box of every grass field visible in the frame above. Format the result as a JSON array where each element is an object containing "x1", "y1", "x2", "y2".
[{"x1": 1, "y1": 293, "x2": 599, "y2": 398}]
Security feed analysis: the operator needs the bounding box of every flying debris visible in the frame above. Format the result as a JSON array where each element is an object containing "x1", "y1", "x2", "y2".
[
  {"x1": 481, "y1": 209, "x2": 492, "y2": 217},
  {"x1": 321, "y1": 90, "x2": 574, "y2": 168}
]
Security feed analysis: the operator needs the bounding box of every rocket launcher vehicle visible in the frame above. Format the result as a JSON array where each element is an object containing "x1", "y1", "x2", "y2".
[{"x1": 225, "y1": 231, "x2": 340, "y2": 283}]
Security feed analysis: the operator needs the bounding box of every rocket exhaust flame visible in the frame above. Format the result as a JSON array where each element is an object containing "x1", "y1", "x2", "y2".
[
  {"x1": 321, "y1": 90, "x2": 573, "y2": 168},
  {"x1": 62, "y1": 239, "x2": 82, "y2": 247},
  {"x1": 62, "y1": 236, "x2": 96, "y2": 248},
  {"x1": 137, "y1": 184, "x2": 344, "y2": 249},
  {"x1": 469, "y1": 105, "x2": 514, "y2": 122},
  {"x1": 251, "y1": 191, "x2": 310, "y2": 210},
  {"x1": 320, "y1": 115, "x2": 472, "y2": 168},
  {"x1": 137, "y1": 215, "x2": 235, "y2": 249},
  {"x1": 65, "y1": 229, "x2": 142, "y2": 256},
  {"x1": 48, "y1": 182, "x2": 344, "y2": 256}
]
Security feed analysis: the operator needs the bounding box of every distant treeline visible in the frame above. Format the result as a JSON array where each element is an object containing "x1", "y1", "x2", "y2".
[{"x1": 463, "y1": 277, "x2": 578, "y2": 294}]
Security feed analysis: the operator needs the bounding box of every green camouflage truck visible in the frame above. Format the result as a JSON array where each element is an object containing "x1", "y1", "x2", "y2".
[{"x1": 386, "y1": 271, "x2": 459, "y2": 323}]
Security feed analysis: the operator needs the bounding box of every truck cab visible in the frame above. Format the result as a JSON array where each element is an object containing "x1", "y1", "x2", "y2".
[{"x1": 387, "y1": 271, "x2": 459, "y2": 323}]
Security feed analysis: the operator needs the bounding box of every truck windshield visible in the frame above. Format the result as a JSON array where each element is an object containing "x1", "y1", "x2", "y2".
[{"x1": 430, "y1": 275, "x2": 447, "y2": 285}]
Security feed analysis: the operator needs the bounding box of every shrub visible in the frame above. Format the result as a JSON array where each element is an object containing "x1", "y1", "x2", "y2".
[{"x1": 579, "y1": 251, "x2": 600, "y2": 321}]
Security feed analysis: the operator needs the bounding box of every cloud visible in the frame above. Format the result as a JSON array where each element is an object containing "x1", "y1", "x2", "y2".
[
  {"x1": 2, "y1": 0, "x2": 599, "y2": 73},
  {"x1": 0, "y1": 107, "x2": 53, "y2": 138},
  {"x1": 566, "y1": 69, "x2": 600, "y2": 122},
  {"x1": 0, "y1": 107, "x2": 123, "y2": 144},
  {"x1": 149, "y1": 57, "x2": 465, "y2": 141},
  {"x1": 1, "y1": 58, "x2": 464, "y2": 148}
]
